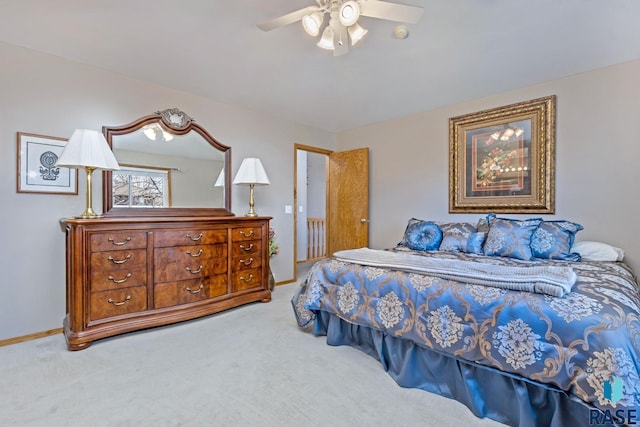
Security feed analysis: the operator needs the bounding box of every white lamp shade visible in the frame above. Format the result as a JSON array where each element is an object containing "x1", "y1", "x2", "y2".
[
  {"x1": 348, "y1": 22, "x2": 368, "y2": 45},
  {"x1": 214, "y1": 168, "x2": 225, "y2": 187},
  {"x1": 302, "y1": 12, "x2": 324, "y2": 37},
  {"x1": 233, "y1": 158, "x2": 270, "y2": 186},
  {"x1": 317, "y1": 26, "x2": 335, "y2": 50},
  {"x1": 56, "y1": 129, "x2": 120, "y2": 170},
  {"x1": 339, "y1": 1, "x2": 360, "y2": 27}
]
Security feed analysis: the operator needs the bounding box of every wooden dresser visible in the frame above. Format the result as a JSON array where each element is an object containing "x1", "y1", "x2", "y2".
[{"x1": 61, "y1": 215, "x2": 271, "y2": 350}]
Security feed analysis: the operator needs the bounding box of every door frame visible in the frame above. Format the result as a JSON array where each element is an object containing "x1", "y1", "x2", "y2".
[{"x1": 293, "y1": 143, "x2": 332, "y2": 281}]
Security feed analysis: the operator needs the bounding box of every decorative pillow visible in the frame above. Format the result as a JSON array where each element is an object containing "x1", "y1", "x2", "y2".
[
  {"x1": 476, "y1": 216, "x2": 490, "y2": 234},
  {"x1": 571, "y1": 241, "x2": 624, "y2": 262},
  {"x1": 438, "y1": 222, "x2": 477, "y2": 252},
  {"x1": 404, "y1": 221, "x2": 443, "y2": 251},
  {"x1": 484, "y1": 214, "x2": 543, "y2": 260},
  {"x1": 397, "y1": 218, "x2": 425, "y2": 247},
  {"x1": 465, "y1": 232, "x2": 487, "y2": 255},
  {"x1": 531, "y1": 220, "x2": 583, "y2": 261}
]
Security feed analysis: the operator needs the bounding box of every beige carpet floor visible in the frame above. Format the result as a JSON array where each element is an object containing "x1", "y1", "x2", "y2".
[{"x1": 0, "y1": 267, "x2": 504, "y2": 427}]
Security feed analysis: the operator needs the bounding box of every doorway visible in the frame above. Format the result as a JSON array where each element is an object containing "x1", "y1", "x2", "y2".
[
  {"x1": 294, "y1": 144, "x2": 331, "y2": 280},
  {"x1": 293, "y1": 144, "x2": 370, "y2": 281}
]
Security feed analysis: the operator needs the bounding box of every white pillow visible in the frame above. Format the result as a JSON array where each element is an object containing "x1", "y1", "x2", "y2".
[{"x1": 572, "y1": 241, "x2": 624, "y2": 262}]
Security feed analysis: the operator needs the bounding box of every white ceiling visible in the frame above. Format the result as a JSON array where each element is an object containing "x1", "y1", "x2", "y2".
[{"x1": 1, "y1": 0, "x2": 639, "y2": 133}]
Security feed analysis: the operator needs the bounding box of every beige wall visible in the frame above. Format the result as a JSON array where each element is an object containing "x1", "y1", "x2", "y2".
[
  {"x1": 3, "y1": 39, "x2": 639, "y2": 341},
  {"x1": 0, "y1": 42, "x2": 336, "y2": 340},
  {"x1": 337, "y1": 59, "x2": 640, "y2": 273}
]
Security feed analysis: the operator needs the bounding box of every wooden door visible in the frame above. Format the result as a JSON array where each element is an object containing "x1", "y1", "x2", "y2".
[{"x1": 327, "y1": 148, "x2": 369, "y2": 255}]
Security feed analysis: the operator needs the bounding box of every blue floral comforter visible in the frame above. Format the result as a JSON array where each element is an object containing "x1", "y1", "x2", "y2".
[{"x1": 291, "y1": 249, "x2": 640, "y2": 413}]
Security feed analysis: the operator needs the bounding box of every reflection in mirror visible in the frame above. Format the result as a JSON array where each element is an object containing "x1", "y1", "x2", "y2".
[
  {"x1": 102, "y1": 108, "x2": 232, "y2": 217},
  {"x1": 112, "y1": 129, "x2": 225, "y2": 208}
]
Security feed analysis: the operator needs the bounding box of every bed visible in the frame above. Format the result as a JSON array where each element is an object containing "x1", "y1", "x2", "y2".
[{"x1": 291, "y1": 216, "x2": 640, "y2": 427}]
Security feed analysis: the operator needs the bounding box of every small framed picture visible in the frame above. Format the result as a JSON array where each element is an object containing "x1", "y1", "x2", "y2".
[{"x1": 16, "y1": 132, "x2": 78, "y2": 195}]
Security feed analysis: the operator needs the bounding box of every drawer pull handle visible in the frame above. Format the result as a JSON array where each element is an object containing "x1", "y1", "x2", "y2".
[
  {"x1": 186, "y1": 233, "x2": 203, "y2": 241},
  {"x1": 185, "y1": 284, "x2": 205, "y2": 294},
  {"x1": 240, "y1": 243, "x2": 254, "y2": 251},
  {"x1": 108, "y1": 273, "x2": 132, "y2": 284},
  {"x1": 186, "y1": 249, "x2": 204, "y2": 257},
  {"x1": 239, "y1": 274, "x2": 254, "y2": 283},
  {"x1": 186, "y1": 265, "x2": 203, "y2": 274},
  {"x1": 239, "y1": 258, "x2": 254, "y2": 266},
  {"x1": 107, "y1": 295, "x2": 131, "y2": 306},
  {"x1": 239, "y1": 230, "x2": 254, "y2": 237},
  {"x1": 108, "y1": 236, "x2": 131, "y2": 246},
  {"x1": 108, "y1": 254, "x2": 132, "y2": 264}
]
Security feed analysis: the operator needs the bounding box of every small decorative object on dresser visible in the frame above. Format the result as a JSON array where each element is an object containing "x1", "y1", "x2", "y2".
[{"x1": 60, "y1": 109, "x2": 272, "y2": 350}]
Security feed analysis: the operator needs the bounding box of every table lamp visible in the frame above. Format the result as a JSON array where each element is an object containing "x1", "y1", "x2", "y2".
[
  {"x1": 233, "y1": 158, "x2": 270, "y2": 217},
  {"x1": 56, "y1": 129, "x2": 120, "y2": 219}
]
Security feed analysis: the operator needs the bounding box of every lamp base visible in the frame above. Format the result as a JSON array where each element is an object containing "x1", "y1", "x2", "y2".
[
  {"x1": 245, "y1": 184, "x2": 259, "y2": 217},
  {"x1": 75, "y1": 207, "x2": 103, "y2": 219}
]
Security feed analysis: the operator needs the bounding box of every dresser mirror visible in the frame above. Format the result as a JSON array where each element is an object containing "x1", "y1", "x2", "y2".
[{"x1": 102, "y1": 108, "x2": 232, "y2": 216}]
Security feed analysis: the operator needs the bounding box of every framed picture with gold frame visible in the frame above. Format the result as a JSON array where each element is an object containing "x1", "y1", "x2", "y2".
[
  {"x1": 449, "y1": 95, "x2": 555, "y2": 213},
  {"x1": 16, "y1": 132, "x2": 78, "y2": 195}
]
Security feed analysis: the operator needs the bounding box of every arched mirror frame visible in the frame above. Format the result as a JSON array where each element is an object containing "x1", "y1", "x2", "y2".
[{"x1": 102, "y1": 108, "x2": 232, "y2": 217}]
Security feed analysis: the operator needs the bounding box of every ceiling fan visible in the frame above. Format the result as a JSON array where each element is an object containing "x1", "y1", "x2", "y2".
[{"x1": 257, "y1": 0, "x2": 424, "y2": 56}]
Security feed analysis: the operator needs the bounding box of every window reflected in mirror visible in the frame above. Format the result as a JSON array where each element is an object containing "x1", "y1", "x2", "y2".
[{"x1": 113, "y1": 165, "x2": 171, "y2": 207}]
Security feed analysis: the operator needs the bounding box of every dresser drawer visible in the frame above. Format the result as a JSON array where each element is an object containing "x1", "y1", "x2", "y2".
[
  {"x1": 231, "y1": 254, "x2": 263, "y2": 272},
  {"x1": 90, "y1": 249, "x2": 147, "y2": 272},
  {"x1": 232, "y1": 268, "x2": 262, "y2": 292},
  {"x1": 90, "y1": 232, "x2": 147, "y2": 252},
  {"x1": 155, "y1": 259, "x2": 227, "y2": 283},
  {"x1": 155, "y1": 244, "x2": 227, "y2": 265},
  {"x1": 90, "y1": 268, "x2": 147, "y2": 292},
  {"x1": 90, "y1": 286, "x2": 147, "y2": 321},
  {"x1": 231, "y1": 240, "x2": 262, "y2": 257},
  {"x1": 154, "y1": 229, "x2": 227, "y2": 247},
  {"x1": 231, "y1": 227, "x2": 262, "y2": 242},
  {"x1": 154, "y1": 275, "x2": 227, "y2": 309}
]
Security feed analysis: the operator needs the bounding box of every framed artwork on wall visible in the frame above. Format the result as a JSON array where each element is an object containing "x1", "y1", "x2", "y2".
[
  {"x1": 16, "y1": 132, "x2": 78, "y2": 195},
  {"x1": 449, "y1": 95, "x2": 556, "y2": 213}
]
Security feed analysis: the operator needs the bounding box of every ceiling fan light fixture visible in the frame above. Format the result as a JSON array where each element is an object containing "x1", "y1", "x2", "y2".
[
  {"x1": 339, "y1": 1, "x2": 360, "y2": 27},
  {"x1": 302, "y1": 11, "x2": 324, "y2": 37},
  {"x1": 348, "y1": 22, "x2": 368, "y2": 45},
  {"x1": 143, "y1": 125, "x2": 157, "y2": 141},
  {"x1": 317, "y1": 26, "x2": 335, "y2": 50},
  {"x1": 143, "y1": 124, "x2": 173, "y2": 142}
]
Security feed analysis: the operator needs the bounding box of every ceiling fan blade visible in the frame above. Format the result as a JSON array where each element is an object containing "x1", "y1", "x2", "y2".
[
  {"x1": 360, "y1": 0, "x2": 424, "y2": 24},
  {"x1": 257, "y1": 6, "x2": 320, "y2": 31},
  {"x1": 333, "y1": 25, "x2": 349, "y2": 56}
]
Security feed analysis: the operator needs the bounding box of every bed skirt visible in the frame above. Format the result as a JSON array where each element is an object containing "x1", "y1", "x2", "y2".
[{"x1": 313, "y1": 310, "x2": 609, "y2": 427}]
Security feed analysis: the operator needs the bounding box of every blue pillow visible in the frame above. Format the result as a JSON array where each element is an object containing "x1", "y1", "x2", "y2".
[
  {"x1": 465, "y1": 232, "x2": 487, "y2": 255},
  {"x1": 404, "y1": 221, "x2": 443, "y2": 251},
  {"x1": 398, "y1": 218, "x2": 425, "y2": 247},
  {"x1": 484, "y1": 214, "x2": 542, "y2": 260},
  {"x1": 531, "y1": 220, "x2": 583, "y2": 261},
  {"x1": 438, "y1": 222, "x2": 477, "y2": 252}
]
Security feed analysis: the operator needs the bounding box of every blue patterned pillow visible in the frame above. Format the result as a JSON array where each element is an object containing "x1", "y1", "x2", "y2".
[
  {"x1": 404, "y1": 221, "x2": 443, "y2": 251},
  {"x1": 476, "y1": 216, "x2": 490, "y2": 233},
  {"x1": 438, "y1": 222, "x2": 477, "y2": 252},
  {"x1": 531, "y1": 220, "x2": 583, "y2": 261},
  {"x1": 484, "y1": 214, "x2": 543, "y2": 260},
  {"x1": 465, "y1": 232, "x2": 487, "y2": 254},
  {"x1": 398, "y1": 218, "x2": 425, "y2": 247}
]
